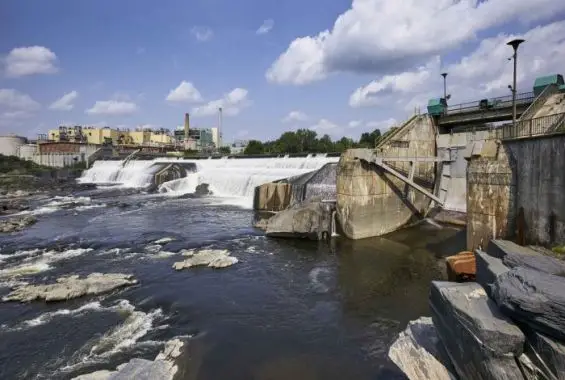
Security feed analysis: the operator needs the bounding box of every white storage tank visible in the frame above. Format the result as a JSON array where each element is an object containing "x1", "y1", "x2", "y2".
[
  {"x1": 18, "y1": 144, "x2": 37, "y2": 161},
  {"x1": 0, "y1": 135, "x2": 27, "y2": 157}
]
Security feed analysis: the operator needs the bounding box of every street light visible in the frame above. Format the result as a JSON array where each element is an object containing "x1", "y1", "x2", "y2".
[
  {"x1": 507, "y1": 38, "x2": 525, "y2": 129},
  {"x1": 441, "y1": 73, "x2": 448, "y2": 101}
]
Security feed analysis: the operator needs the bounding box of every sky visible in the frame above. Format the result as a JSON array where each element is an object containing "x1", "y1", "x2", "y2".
[{"x1": 1, "y1": 0, "x2": 565, "y2": 143}]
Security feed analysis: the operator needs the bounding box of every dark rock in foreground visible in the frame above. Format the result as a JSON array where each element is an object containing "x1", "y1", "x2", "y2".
[
  {"x1": 388, "y1": 316, "x2": 457, "y2": 380},
  {"x1": 523, "y1": 329, "x2": 565, "y2": 380},
  {"x1": 475, "y1": 250, "x2": 511, "y2": 298},
  {"x1": 488, "y1": 240, "x2": 565, "y2": 276},
  {"x1": 0, "y1": 215, "x2": 37, "y2": 233},
  {"x1": 430, "y1": 281, "x2": 525, "y2": 380},
  {"x1": 493, "y1": 267, "x2": 565, "y2": 341},
  {"x1": 266, "y1": 200, "x2": 334, "y2": 240}
]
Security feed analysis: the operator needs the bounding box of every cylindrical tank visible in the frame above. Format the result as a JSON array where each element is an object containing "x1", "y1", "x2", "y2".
[
  {"x1": 17, "y1": 144, "x2": 38, "y2": 160},
  {"x1": 0, "y1": 135, "x2": 27, "y2": 156}
]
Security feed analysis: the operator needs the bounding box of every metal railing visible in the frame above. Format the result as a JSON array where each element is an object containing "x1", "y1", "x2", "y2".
[
  {"x1": 446, "y1": 92, "x2": 535, "y2": 115},
  {"x1": 518, "y1": 84, "x2": 558, "y2": 122},
  {"x1": 489, "y1": 112, "x2": 565, "y2": 140}
]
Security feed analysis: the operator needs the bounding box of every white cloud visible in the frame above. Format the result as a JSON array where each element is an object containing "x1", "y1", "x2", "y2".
[
  {"x1": 266, "y1": 0, "x2": 565, "y2": 85},
  {"x1": 191, "y1": 26, "x2": 214, "y2": 42},
  {"x1": 257, "y1": 19, "x2": 274, "y2": 35},
  {"x1": 349, "y1": 21, "x2": 565, "y2": 112},
  {"x1": 0, "y1": 89, "x2": 41, "y2": 111},
  {"x1": 282, "y1": 110, "x2": 308, "y2": 122},
  {"x1": 166, "y1": 81, "x2": 202, "y2": 103},
  {"x1": 348, "y1": 120, "x2": 362, "y2": 128},
  {"x1": 366, "y1": 118, "x2": 397, "y2": 130},
  {"x1": 49, "y1": 91, "x2": 78, "y2": 111},
  {"x1": 4, "y1": 46, "x2": 58, "y2": 77},
  {"x1": 86, "y1": 100, "x2": 138, "y2": 116},
  {"x1": 192, "y1": 88, "x2": 251, "y2": 117},
  {"x1": 310, "y1": 118, "x2": 340, "y2": 132}
]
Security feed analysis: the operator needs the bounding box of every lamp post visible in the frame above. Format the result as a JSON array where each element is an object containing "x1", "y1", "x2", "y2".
[
  {"x1": 507, "y1": 38, "x2": 525, "y2": 130},
  {"x1": 218, "y1": 107, "x2": 223, "y2": 151},
  {"x1": 441, "y1": 72, "x2": 448, "y2": 101}
]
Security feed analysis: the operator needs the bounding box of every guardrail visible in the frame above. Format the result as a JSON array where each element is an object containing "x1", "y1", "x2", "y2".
[
  {"x1": 490, "y1": 112, "x2": 565, "y2": 140},
  {"x1": 446, "y1": 92, "x2": 535, "y2": 115},
  {"x1": 518, "y1": 84, "x2": 558, "y2": 122}
]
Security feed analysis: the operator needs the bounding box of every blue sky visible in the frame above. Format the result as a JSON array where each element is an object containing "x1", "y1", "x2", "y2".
[{"x1": 1, "y1": 0, "x2": 565, "y2": 142}]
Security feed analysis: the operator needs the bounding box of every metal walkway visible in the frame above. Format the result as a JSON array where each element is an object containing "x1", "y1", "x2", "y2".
[{"x1": 354, "y1": 151, "x2": 445, "y2": 206}]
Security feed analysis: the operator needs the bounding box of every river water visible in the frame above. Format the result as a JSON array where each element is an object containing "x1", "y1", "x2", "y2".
[{"x1": 0, "y1": 157, "x2": 465, "y2": 380}]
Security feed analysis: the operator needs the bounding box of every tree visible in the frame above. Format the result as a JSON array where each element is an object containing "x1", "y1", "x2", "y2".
[
  {"x1": 218, "y1": 146, "x2": 231, "y2": 155},
  {"x1": 244, "y1": 140, "x2": 265, "y2": 155}
]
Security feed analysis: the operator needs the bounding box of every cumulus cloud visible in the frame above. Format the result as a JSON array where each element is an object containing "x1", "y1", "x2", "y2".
[
  {"x1": 86, "y1": 100, "x2": 138, "y2": 116},
  {"x1": 310, "y1": 118, "x2": 340, "y2": 132},
  {"x1": 257, "y1": 19, "x2": 274, "y2": 35},
  {"x1": 266, "y1": 0, "x2": 565, "y2": 85},
  {"x1": 192, "y1": 88, "x2": 251, "y2": 117},
  {"x1": 348, "y1": 120, "x2": 362, "y2": 128},
  {"x1": 349, "y1": 21, "x2": 565, "y2": 112},
  {"x1": 49, "y1": 91, "x2": 78, "y2": 111},
  {"x1": 191, "y1": 26, "x2": 214, "y2": 42},
  {"x1": 4, "y1": 46, "x2": 58, "y2": 77},
  {"x1": 366, "y1": 118, "x2": 397, "y2": 130},
  {"x1": 283, "y1": 110, "x2": 308, "y2": 122},
  {"x1": 166, "y1": 81, "x2": 202, "y2": 103}
]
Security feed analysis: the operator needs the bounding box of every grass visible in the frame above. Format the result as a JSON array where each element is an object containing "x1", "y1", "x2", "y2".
[{"x1": 552, "y1": 245, "x2": 565, "y2": 257}]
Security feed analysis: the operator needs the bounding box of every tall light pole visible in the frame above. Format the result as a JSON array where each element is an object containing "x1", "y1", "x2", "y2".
[
  {"x1": 507, "y1": 38, "x2": 525, "y2": 129},
  {"x1": 441, "y1": 72, "x2": 448, "y2": 101}
]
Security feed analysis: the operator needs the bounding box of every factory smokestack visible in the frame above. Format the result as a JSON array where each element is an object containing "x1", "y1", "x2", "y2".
[{"x1": 184, "y1": 113, "x2": 190, "y2": 141}]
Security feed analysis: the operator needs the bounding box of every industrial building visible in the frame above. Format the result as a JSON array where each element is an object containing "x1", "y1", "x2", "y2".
[{"x1": 47, "y1": 125, "x2": 174, "y2": 146}]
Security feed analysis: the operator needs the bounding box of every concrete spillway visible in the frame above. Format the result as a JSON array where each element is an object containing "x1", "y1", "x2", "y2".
[{"x1": 79, "y1": 155, "x2": 338, "y2": 208}]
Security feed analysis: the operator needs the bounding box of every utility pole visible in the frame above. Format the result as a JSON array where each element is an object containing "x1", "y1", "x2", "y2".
[
  {"x1": 441, "y1": 73, "x2": 448, "y2": 101},
  {"x1": 217, "y1": 107, "x2": 223, "y2": 151},
  {"x1": 507, "y1": 38, "x2": 525, "y2": 130}
]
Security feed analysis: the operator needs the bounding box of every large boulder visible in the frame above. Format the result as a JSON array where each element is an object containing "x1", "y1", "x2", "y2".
[
  {"x1": 492, "y1": 267, "x2": 565, "y2": 341},
  {"x1": 487, "y1": 240, "x2": 565, "y2": 276},
  {"x1": 475, "y1": 250, "x2": 511, "y2": 298},
  {"x1": 523, "y1": 329, "x2": 565, "y2": 380},
  {"x1": 0, "y1": 215, "x2": 37, "y2": 233},
  {"x1": 388, "y1": 316, "x2": 457, "y2": 380},
  {"x1": 430, "y1": 281, "x2": 526, "y2": 379},
  {"x1": 265, "y1": 200, "x2": 334, "y2": 240}
]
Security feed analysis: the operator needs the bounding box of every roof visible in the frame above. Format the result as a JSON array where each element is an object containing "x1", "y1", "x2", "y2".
[{"x1": 534, "y1": 74, "x2": 564, "y2": 88}]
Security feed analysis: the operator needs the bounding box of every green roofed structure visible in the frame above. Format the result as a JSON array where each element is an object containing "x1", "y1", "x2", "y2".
[
  {"x1": 534, "y1": 74, "x2": 564, "y2": 96},
  {"x1": 427, "y1": 98, "x2": 447, "y2": 116}
]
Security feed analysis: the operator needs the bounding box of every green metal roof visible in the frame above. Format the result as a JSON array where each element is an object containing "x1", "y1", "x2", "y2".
[
  {"x1": 534, "y1": 74, "x2": 564, "y2": 88},
  {"x1": 428, "y1": 98, "x2": 443, "y2": 107}
]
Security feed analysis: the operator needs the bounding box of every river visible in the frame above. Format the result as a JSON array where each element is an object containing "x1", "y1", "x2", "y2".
[{"x1": 0, "y1": 156, "x2": 465, "y2": 379}]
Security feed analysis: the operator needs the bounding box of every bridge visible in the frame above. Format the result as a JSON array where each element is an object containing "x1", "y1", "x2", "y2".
[{"x1": 437, "y1": 91, "x2": 535, "y2": 127}]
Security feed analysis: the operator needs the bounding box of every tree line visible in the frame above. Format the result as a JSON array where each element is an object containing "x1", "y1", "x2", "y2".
[{"x1": 243, "y1": 127, "x2": 397, "y2": 155}]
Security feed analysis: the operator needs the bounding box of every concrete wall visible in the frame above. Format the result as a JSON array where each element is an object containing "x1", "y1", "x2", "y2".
[
  {"x1": 336, "y1": 115, "x2": 437, "y2": 240},
  {"x1": 254, "y1": 183, "x2": 292, "y2": 212},
  {"x1": 466, "y1": 134, "x2": 565, "y2": 250},
  {"x1": 0, "y1": 135, "x2": 27, "y2": 156}
]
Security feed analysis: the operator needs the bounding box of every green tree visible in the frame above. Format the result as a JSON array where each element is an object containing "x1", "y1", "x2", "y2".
[
  {"x1": 218, "y1": 146, "x2": 231, "y2": 155},
  {"x1": 244, "y1": 140, "x2": 265, "y2": 155}
]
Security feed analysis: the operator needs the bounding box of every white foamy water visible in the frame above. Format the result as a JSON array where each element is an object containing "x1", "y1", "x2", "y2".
[
  {"x1": 15, "y1": 196, "x2": 97, "y2": 216},
  {"x1": 80, "y1": 155, "x2": 337, "y2": 207},
  {"x1": 0, "y1": 247, "x2": 94, "y2": 279}
]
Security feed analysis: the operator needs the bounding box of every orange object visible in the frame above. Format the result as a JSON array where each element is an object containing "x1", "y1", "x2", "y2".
[{"x1": 446, "y1": 251, "x2": 476, "y2": 282}]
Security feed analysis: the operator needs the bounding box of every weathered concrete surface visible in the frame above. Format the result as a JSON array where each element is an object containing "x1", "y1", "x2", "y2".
[
  {"x1": 388, "y1": 316, "x2": 457, "y2": 380},
  {"x1": 466, "y1": 141, "x2": 516, "y2": 251},
  {"x1": 492, "y1": 267, "x2": 565, "y2": 341},
  {"x1": 2, "y1": 273, "x2": 137, "y2": 302},
  {"x1": 504, "y1": 135, "x2": 565, "y2": 246},
  {"x1": 254, "y1": 182, "x2": 292, "y2": 212},
  {"x1": 430, "y1": 281, "x2": 525, "y2": 380},
  {"x1": 265, "y1": 200, "x2": 333, "y2": 240},
  {"x1": 488, "y1": 239, "x2": 565, "y2": 276},
  {"x1": 337, "y1": 115, "x2": 437, "y2": 239}
]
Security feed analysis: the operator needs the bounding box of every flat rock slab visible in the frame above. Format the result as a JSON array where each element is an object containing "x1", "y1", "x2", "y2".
[
  {"x1": 476, "y1": 250, "x2": 511, "y2": 298},
  {"x1": 430, "y1": 281, "x2": 525, "y2": 380},
  {"x1": 488, "y1": 240, "x2": 565, "y2": 276},
  {"x1": 2, "y1": 273, "x2": 137, "y2": 302},
  {"x1": 73, "y1": 338, "x2": 184, "y2": 380},
  {"x1": 388, "y1": 316, "x2": 457, "y2": 380},
  {"x1": 173, "y1": 249, "x2": 238, "y2": 270},
  {"x1": 493, "y1": 267, "x2": 565, "y2": 341}
]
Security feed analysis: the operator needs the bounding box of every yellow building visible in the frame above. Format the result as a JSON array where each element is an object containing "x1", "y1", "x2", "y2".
[
  {"x1": 149, "y1": 132, "x2": 173, "y2": 145},
  {"x1": 48, "y1": 126, "x2": 174, "y2": 146},
  {"x1": 128, "y1": 130, "x2": 151, "y2": 145}
]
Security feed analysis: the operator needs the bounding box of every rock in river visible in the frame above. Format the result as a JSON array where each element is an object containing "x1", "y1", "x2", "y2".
[
  {"x1": 492, "y1": 267, "x2": 565, "y2": 341},
  {"x1": 388, "y1": 316, "x2": 457, "y2": 380},
  {"x1": 430, "y1": 281, "x2": 525, "y2": 380},
  {"x1": 73, "y1": 338, "x2": 184, "y2": 380},
  {"x1": 173, "y1": 249, "x2": 238, "y2": 270},
  {"x1": 0, "y1": 215, "x2": 37, "y2": 233},
  {"x1": 265, "y1": 200, "x2": 333, "y2": 240},
  {"x1": 487, "y1": 240, "x2": 565, "y2": 276},
  {"x1": 2, "y1": 273, "x2": 137, "y2": 302}
]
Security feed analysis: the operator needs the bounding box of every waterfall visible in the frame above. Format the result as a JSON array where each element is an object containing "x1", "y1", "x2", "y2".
[{"x1": 79, "y1": 155, "x2": 339, "y2": 206}]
